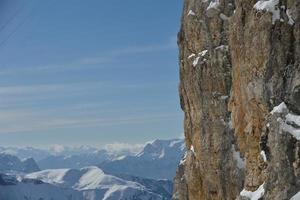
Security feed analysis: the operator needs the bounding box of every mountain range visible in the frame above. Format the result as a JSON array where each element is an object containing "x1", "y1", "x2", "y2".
[
  {"x1": 0, "y1": 138, "x2": 185, "y2": 200},
  {"x1": 0, "y1": 153, "x2": 40, "y2": 173},
  {"x1": 99, "y1": 139, "x2": 185, "y2": 180}
]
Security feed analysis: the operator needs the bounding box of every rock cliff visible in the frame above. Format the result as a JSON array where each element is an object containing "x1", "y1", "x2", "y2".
[{"x1": 173, "y1": 0, "x2": 300, "y2": 199}]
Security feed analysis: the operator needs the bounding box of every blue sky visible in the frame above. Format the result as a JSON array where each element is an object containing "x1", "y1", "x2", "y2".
[{"x1": 0, "y1": 0, "x2": 183, "y2": 147}]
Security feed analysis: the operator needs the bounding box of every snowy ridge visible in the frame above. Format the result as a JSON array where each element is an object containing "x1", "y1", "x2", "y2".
[
  {"x1": 0, "y1": 167, "x2": 166, "y2": 200},
  {"x1": 25, "y1": 167, "x2": 140, "y2": 190}
]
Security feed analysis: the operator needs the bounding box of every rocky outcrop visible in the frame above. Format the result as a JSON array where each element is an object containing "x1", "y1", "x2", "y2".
[{"x1": 173, "y1": 0, "x2": 300, "y2": 199}]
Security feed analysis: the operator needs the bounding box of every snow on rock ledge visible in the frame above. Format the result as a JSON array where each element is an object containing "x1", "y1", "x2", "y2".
[
  {"x1": 271, "y1": 102, "x2": 288, "y2": 114},
  {"x1": 207, "y1": 0, "x2": 220, "y2": 11},
  {"x1": 290, "y1": 191, "x2": 300, "y2": 200},
  {"x1": 254, "y1": 0, "x2": 295, "y2": 25},
  {"x1": 270, "y1": 102, "x2": 300, "y2": 140},
  {"x1": 254, "y1": 0, "x2": 280, "y2": 24},
  {"x1": 240, "y1": 183, "x2": 265, "y2": 200},
  {"x1": 187, "y1": 10, "x2": 195, "y2": 16}
]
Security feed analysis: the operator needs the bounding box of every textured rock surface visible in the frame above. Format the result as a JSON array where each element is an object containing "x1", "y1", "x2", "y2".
[{"x1": 173, "y1": 0, "x2": 300, "y2": 199}]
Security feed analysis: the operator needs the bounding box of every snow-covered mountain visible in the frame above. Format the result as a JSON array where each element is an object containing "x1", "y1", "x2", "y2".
[
  {"x1": 0, "y1": 144, "x2": 142, "y2": 170},
  {"x1": 0, "y1": 138, "x2": 185, "y2": 180},
  {"x1": 99, "y1": 139, "x2": 185, "y2": 180},
  {"x1": 0, "y1": 138, "x2": 185, "y2": 199},
  {"x1": 0, "y1": 153, "x2": 40, "y2": 173},
  {"x1": 0, "y1": 146, "x2": 51, "y2": 161},
  {"x1": 38, "y1": 150, "x2": 113, "y2": 170},
  {"x1": 115, "y1": 174, "x2": 173, "y2": 199},
  {"x1": 0, "y1": 167, "x2": 169, "y2": 200}
]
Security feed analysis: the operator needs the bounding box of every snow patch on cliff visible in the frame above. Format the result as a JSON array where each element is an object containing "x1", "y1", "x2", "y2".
[
  {"x1": 290, "y1": 191, "x2": 300, "y2": 200},
  {"x1": 240, "y1": 183, "x2": 265, "y2": 200},
  {"x1": 207, "y1": 0, "x2": 220, "y2": 11},
  {"x1": 232, "y1": 145, "x2": 246, "y2": 169},
  {"x1": 179, "y1": 152, "x2": 187, "y2": 166},
  {"x1": 220, "y1": 13, "x2": 229, "y2": 21},
  {"x1": 187, "y1": 10, "x2": 195, "y2": 16},
  {"x1": 271, "y1": 102, "x2": 300, "y2": 140},
  {"x1": 193, "y1": 57, "x2": 200, "y2": 67},
  {"x1": 188, "y1": 54, "x2": 195, "y2": 59},
  {"x1": 192, "y1": 50, "x2": 208, "y2": 67},
  {"x1": 286, "y1": 9, "x2": 295, "y2": 25},
  {"x1": 260, "y1": 151, "x2": 267, "y2": 162},
  {"x1": 254, "y1": 0, "x2": 280, "y2": 24},
  {"x1": 271, "y1": 102, "x2": 288, "y2": 114}
]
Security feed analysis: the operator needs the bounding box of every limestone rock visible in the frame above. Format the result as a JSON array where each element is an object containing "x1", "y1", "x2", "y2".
[{"x1": 174, "y1": 0, "x2": 300, "y2": 199}]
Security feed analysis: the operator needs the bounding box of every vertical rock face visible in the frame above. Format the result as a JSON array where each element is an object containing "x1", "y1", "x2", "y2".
[{"x1": 173, "y1": 0, "x2": 300, "y2": 199}]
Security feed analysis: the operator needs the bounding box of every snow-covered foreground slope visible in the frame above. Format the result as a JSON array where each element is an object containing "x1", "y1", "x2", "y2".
[
  {"x1": 0, "y1": 167, "x2": 168, "y2": 200},
  {"x1": 99, "y1": 139, "x2": 185, "y2": 180}
]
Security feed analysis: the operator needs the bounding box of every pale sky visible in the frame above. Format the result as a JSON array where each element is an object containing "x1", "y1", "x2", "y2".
[{"x1": 0, "y1": 0, "x2": 183, "y2": 147}]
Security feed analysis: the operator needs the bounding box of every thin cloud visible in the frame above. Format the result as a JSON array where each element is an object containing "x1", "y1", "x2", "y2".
[
  {"x1": 82, "y1": 35, "x2": 177, "y2": 65},
  {"x1": 0, "y1": 111, "x2": 181, "y2": 134},
  {"x1": 104, "y1": 143, "x2": 144, "y2": 155},
  {"x1": 0, "y1": 36, "x2": 177, "y2": 75},
  {"x1": 0, "y1": 81, "x2": 147, "y2": 99}
]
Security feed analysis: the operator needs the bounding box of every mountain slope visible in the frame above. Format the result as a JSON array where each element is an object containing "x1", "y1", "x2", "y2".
[
  {"x1": 0, "y1": 167, "x2": 168, "y2": 200},
  {"x1": 115, "y1": 174, "x2": 173, "y2": 199},
  {"x1": 99, "y1": 139, "x2": 185, "y2": 180}
]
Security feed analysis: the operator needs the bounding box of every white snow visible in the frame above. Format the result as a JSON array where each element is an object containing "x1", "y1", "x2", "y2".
[
  {"x1": 169, "y1": 139, "x2": 183, "y2": 148},
  {"x1": 179, "y1": 152, "x2": 187, "y2": 165},
  {"x1": 193, "y1": 57, "x2": 200, "y2": 67},
  {"x1": 290, "y1": 191, "x2": 300, "y2": 200},
  {"x1": 271, "y1": 102, "x2": 300, "y2": 140},
  {"x1": 188, "y1": 53, "x2": 196, "y2": 59},
  {"x1": 240, "y1": 183, "x2": 265, "y2": 200},
  {"x1": 207, "y1": 0, "x2": 220, "y2": 11},
  {"x1": 190, "y1": 145, "x2": 195, "y2": 153},
  {"x1": 281, "y1": 121, "x2": 300, "y2": 140},
  {"x1": 271, "y1": 102, "x2": 288, "y2": 114},
  {"x1": 286, "y1": 9, "x2": 295, "y2": 25},
  {"x1": 113, "y1": 155, "x2": 126, "y2": 161},
  {"x1": 220, "y1": 95, "x2": 229, "y2": 100},
  {"x1": 21, "y1": 167, "x2": 164, "y2": 200},
  {"x1": 253, "y1": 0, "x2": 280, "y2": 24},
  {"x1": 286, "y1": 113, "x2": 300, "y2": 127},
  {"x1": 158, "y1": 149, "x2": 165, "y2": 159},
  {"x1": 260, "y1": 150, "x2": 267, "y2": 162},
  {"x1": 199, "y1": 49, "x2": 208, "y2": 57},
  {"x1": 232, "y1": 145, "x2": 246, "y2": 169},
  {"x1": 192, "y1": 50, "x2": 208, "y2": 67},
  {"x1": 188, "y1": 10, "x2": 196, "y2": 16},
  {"x1": 220, "y1": 13, "x2": 229, "y2": 21},
  {"x1": 215, "y1": 45, "x2": 229, "y2": 51}
]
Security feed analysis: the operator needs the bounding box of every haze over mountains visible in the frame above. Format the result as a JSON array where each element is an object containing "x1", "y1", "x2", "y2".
[
  {"x1": 0, "y1": 138, "x2": 185, "y2": 200},
  {"x1": 100, "y1": 139, "x2": 185, "y2": 180}
]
